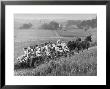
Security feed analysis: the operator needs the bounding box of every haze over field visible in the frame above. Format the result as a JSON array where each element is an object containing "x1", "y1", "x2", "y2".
[
  {"x1": 14, "y1": 14, "x2": 97, "y2": 42},
  {"x1": 14, "y1": 14, "x2": 97, "y2": 29},
  {"x1": 15, "y1": 14, "x2": 96, "y2": 20}
]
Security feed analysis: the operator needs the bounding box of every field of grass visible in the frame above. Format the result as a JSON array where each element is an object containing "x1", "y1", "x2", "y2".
[
  {"x1": 14, "y1": 46, "x2": 97, "y2": 76},
  {"x1": 14, "y1": 27, "x2": 97, "y2": 76},
  {"x1": 14, "y1": 28, "x2": 96, "y2": 63},
  {"x1": 57, "y1": 28, "x2": 97, "y2": 41},
  {"x1": 14, "y1": 37, "x2": 74, "y2": 63},
  {"x1": 14, "y1": 29, "x2": 59, "y2": 42}
]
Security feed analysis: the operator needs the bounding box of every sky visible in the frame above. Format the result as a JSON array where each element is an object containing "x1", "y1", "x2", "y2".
[{"x1": 15, "y1": 14, "x2": 96, "y2": 21}]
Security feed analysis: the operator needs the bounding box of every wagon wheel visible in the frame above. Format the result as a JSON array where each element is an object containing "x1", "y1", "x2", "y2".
[
  {"x1": 26, "y1": 57, "x2": 31, "y2": 67},
  {"x1": 45, "y1": 56, "x2": 51, "y2": 63},
  {"x1": 34, "y1": 56, "x2": 43, "y2": 67},
  {"x1": 34, "y1": 60, "x2": 39, "y2": 67},
  {"x1": 28, "y1": 57, "x2": 37, "y2": 68}
]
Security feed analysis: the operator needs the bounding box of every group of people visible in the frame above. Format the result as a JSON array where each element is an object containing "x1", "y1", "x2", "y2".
[
  {"x1": 17, "y1": 39, "x2": 70, "y2": 67},
  {"x1": 17, "y1": 35, "x2": 92, "y2": 67}
]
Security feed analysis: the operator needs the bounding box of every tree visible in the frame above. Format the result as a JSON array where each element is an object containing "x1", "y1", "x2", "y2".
[
  {"x1": 20, "y1": 23, "x2": 32, "y2": 29},
  {"x1": 48, "y1": 21, "x2": 59, "y2": 30},
  {"x1": 40, "y1": 21, "x2": 60, "y2": 30},
  {"x1": 77, "y1": 17, "x2": 97, "y2": 30},
  {"x1": 85, "y1": 35, "x2": 92, "y2": 42}
]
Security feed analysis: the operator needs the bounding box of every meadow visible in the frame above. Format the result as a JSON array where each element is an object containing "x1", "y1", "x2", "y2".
[
  {"x1": 14, "y1": 46, "x2": 97, "y2": 76},
  {"x1": 14, "y1": 28, "x2": 97, "y2": 76}
]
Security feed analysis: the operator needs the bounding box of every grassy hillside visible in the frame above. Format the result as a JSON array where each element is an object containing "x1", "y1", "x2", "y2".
[
  {"x1": 14, "y1": 27, "x2": 97, "y2": 64},
  {"x1": 14, "y1": 46, "x2": 97, "y2": 76}
]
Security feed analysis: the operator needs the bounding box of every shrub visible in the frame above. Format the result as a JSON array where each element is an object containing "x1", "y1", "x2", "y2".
[
  {"x1": 19, "y1": 23, "x2": 32, "y2": 29},
  {"x1": 41, "y1": 21, "x2": 60, "y2": 30}
]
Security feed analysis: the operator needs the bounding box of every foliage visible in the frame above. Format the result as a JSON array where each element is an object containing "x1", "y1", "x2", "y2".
[
  {"x1": 64, "y1": 18, "x2": 97, "y2": 31},
  {"x1": 14, "y1": 47, "x2": 97, "y2": 76},
  {"x1": 40, "y1": 21, "x2": 60, "y2": 30},
  {"x1": 77, "y1": 18, "x2": 97, "y2": 30},
  {"x1": 19, "y1": 23, "x2": 33, "y2": 29}
]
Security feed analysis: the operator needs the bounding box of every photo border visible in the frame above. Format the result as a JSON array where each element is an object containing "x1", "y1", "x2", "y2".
[{"x1": 1, "y1": 1, "x2": 110, "y2": 88}]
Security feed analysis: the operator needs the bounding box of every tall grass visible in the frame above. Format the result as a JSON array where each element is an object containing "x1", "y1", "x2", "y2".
[{"x1": 14, "y1": 47, "x2": 97, "y2": 76}]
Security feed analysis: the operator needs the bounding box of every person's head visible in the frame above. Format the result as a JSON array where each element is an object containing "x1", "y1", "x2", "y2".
[
  {"x1": 57, "y1": 39, "x2": 61, "y2": 43},
  {"x1": 35, "y1": 45, "x2": 38, "y2": 47},
  {"x1": 45, "y1": 42, "x2": 48, "y2": 45},
  {"x1": 23, "y1": 47, "x2": 27, "y2": 51}
]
